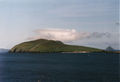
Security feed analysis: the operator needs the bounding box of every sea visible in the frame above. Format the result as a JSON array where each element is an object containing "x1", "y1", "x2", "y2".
[{"x1": 0, "y1": 53, "x2": 119, "y2": 82}]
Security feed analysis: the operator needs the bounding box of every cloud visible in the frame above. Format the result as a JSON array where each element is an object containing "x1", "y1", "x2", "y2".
[
  {"x1": 28, "y1": 28, "x2": 111, "y2": 42},
  {"x1": 87, "y1": 32, "x2": 111, "y2": 38},
  {"x1": 116, "y1": 22, "x2": 120, "y2": 25}
]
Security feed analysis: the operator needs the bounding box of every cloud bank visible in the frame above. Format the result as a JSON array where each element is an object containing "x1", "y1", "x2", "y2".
[{"x1": 28, "y1": 28, "x2": 111, "y2": 42}]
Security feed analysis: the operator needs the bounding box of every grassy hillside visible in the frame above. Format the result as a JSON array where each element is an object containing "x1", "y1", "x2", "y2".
[{"x1": 10, "y1": 39, "x2": 103, "y2": 53}]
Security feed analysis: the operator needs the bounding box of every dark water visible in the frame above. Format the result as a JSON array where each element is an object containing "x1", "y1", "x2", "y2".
[{"x1": 0, "y1": 53, "x2": 119, "y2": 82}]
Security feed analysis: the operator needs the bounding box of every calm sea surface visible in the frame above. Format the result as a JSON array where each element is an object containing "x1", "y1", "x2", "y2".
[{"x1": 0, "y1": 53, "x2": 119, "y2": 82}]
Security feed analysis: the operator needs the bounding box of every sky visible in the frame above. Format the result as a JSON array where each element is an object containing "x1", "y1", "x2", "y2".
[{"x1": 0, "y1": 0, "x2": 119, "y2": 49}]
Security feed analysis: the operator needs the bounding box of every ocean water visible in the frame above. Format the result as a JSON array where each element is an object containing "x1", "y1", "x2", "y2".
[{"x1": 0, "y1": 53, "x2": 119, "y2": 82}]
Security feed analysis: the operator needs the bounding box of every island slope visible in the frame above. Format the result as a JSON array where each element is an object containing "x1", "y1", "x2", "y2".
[{"x1": 10, "y1": 39, "x2": 103, "y2": 53}]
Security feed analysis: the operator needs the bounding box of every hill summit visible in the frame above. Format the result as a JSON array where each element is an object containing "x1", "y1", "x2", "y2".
[{"x1": 10, "y1": 39, "x2": 102, "y2": 53}]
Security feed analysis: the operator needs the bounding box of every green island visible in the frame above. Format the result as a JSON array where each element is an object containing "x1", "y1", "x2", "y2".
[{"x1": 10, "y1": 39, "x2": 106, "y2": 53}]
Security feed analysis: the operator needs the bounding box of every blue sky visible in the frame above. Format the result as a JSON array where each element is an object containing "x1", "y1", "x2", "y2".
[{"x1": 0, "y1": 0, "x2": 119, "y2": 49}]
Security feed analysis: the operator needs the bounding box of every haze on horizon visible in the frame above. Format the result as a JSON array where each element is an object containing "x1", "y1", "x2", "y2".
[{"x1": 0, "y1": 0, "x2": 119, "y2": 49}]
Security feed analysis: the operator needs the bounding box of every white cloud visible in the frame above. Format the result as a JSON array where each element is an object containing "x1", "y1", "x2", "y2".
[{"x1": 28, "y1": 28, "x2": 111, "y2": 42}]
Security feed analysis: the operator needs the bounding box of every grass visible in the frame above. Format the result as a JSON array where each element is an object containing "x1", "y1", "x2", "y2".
[{"x1": 10, "y1": 39, "x2": 103, "y2": 53}]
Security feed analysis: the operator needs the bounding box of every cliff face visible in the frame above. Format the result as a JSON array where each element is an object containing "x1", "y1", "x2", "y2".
[{"x1": 10, "y1": 39, "x2": 102, "y2": 53}]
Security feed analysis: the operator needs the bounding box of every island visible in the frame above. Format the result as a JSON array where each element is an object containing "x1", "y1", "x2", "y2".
[{"x1": 10, "y1": 39, "x2": 104, "y2": 53}]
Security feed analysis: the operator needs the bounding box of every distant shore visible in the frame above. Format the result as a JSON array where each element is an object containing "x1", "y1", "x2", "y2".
[{"x1": 9, "y1": 50, "x2": 120, "y2": 54}]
